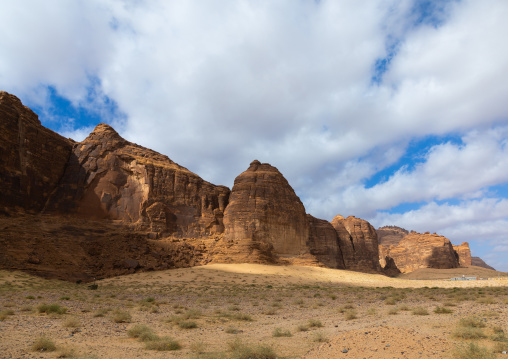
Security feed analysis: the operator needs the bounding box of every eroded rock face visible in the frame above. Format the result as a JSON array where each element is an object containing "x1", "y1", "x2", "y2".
[
  {"x1": 306, "y1": 215, "x2": 346, "y2": 269},
  {"x1": 45, "y1": 123, "x2": 230, "y2": 237},
  {"x1": 471, "y1": 257, "x2": 496, "y2": 271},
  {"x1": 453, "y1": 242, "x2": 472, "y2": 267},
  {"x1": 0, "y1": 92, "x2": 73, "y2": 213},
  {"x1": 331, "y1": 215, "x2": 381, "y2": 272},
  {"x1": 382, "y1": 232, "x2": 460, "y2": 273},
  {"x1": 376, "y1": 226, "x2": 408, "y2": 246},
  {"x1": 223, "y1": 160, "x2": 309, "y2": 256}
]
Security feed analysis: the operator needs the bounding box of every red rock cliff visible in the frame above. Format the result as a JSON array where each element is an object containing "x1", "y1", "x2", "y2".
[
  {"x1": 331, "y1": 215, "x2": 381, "y2": 273},
  {"x1": 45, "y1": 123, "x2": 230, "y2": 237},
  {"x1": 0, "y1": 92, "x2": 73, "y2": 213},
  {"x1": 306, "y1": 215, "x2": 346, "y2": 269},
  {"x1": 223, "y1": 160, "x2": 309, "y2": 256}
]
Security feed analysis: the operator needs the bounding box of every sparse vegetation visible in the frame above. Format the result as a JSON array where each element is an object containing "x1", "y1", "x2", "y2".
[
  {"x1": 144, "y1": 337, "x2": 181, "y2": 351},
  {"x1": 31, "y1": 336, "x2": 56, "y2": 352},
  {"x1": 37, "y1": 303, "x2": 67, "y2": 315},
  {"x1": 272, "y1": 327, "x2": 292, "y2": 337},
  {"x1": 411, "y1": 307, "x2": 429, "y2": 316},
  {"x1": 452, "y1": 343, "x2": 495, "y2": 359},
  {"x1": 111, "y1": 310, "x2": 131, "y2": 323}
]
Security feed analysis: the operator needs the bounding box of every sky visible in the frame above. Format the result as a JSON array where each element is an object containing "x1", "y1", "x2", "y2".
[{"x1": 1, "y1": 0, "x2": 508, "y2": 271}]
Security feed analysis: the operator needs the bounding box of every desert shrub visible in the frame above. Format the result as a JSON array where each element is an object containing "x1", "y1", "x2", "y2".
[
  {"x1": 127, "y1": 325, "x2": 158, "y2": 342},
  {"x1": 399, "y1": 304, "x2": 410, "y2": 311},
  {"x1": 459, "y1": 316, "x2": 486, "y2": 328},
  {"x1": 313, "y1": 331, "x2": 329, "y2": 343},
  {"x1": 189, "y1": 341, "x2": 207, "y2": 354},
  {"x1": 60, "y1": 296, "x2": 70, "y2": 300},
  {"x1": 452, "y1": 327, "x2": 487, "y2": 339},
  {"x1": 384, "y1": 297, "x2": 397, "y2": 305},
  {"x1": 297, "y1": 324, "x2": 309, "y2": 332},
  {"x1": 388, "y1": 307, "x2": 399, "y2": 315},
  {"x1": 0, "y1": 309, "x2": 14, "y2": 321},
  {"x1": 434, "y1": 306, "x2": 453, "y2": 314},
  {"x1": 225, "y1": 326, "x2": 240, "y2": 334},
  {"x1": 366, "y1": 308, "x2": 377, "y2": 316},
  {"x1": 145, "y1": 337, "x2": 181, "y2": 351},
  {"x1": 477, "y1": 297, "x2": 496, "y2": 304},
  {"x1": 111, "y1": 310, "x2": 131, "y2": 323},
  {"x1": 93, "y1": 308, "x2": 110, "y2": 317},
  {"x1": 31, "y1": 336, "x2": 56, "y2": 352},
  {"x1": 25, "y1": 295, "x2": 35, "y2": 300},
  {"x1": 493, "y1": 342, "x2": 508, "y2": 353},
  {"x1": 37, "y1": 303, "x2": 67, "y2": 315},
  {"x1": 178, "y1": 320, "x2": 198, "y2": 329},
  {"x1": 452, "y1": 343, "x2": 495, "y2": 359},
  {"x1": 62, "y1": 317, "x2": 81, "y2": 328},
  {"x1": 272, "y1": 328, "x2": 292, "y2": 337},
  {"x1": 308, "y1": 319, "x2": 323, "y2": 328},
  {"x1": 411, "y1": 307, "x2": 429, "y2": 316},
  {"x1": 228, "y1": 339, "x2": 277, "y2": 359},
  {"x1": 344, "y1": 310, "x2": 357, "y2": 320}
]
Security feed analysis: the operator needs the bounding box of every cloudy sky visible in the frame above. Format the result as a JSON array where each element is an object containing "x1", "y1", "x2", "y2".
[{"x1": 1, "y1": 0, "x2": 508, "y2": 271}]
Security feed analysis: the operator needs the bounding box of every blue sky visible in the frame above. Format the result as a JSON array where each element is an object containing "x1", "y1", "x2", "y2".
[{"x1": 1, "y1": 0, "x2": 508, "y2": 271}]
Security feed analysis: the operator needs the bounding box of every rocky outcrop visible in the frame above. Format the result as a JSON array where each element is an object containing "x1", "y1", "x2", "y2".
[
  {"x1": 45, "y1": 123, "x2": 230, "y2": 237},
  {"x1": 306, "y1": 215, "x2": 346, "y2": 269},
  {"x1": 0, "y1": 92, "x2": 73, "y2": 214},
  {"x1": 381, "y1": 232, "x2": 460, "y2": 273},
  {"x1": 376, "y1": 226, "x2": 408, "y2": 246},
  {"x1": 331, "y1": 215, "x2": 381, "y2": 273},
  {"x1": 472, "y1": 257, "x2": 496, "y2": 271},
  {"x1": 453, "y1": 242, "x2": 472, "y2": 267},
  {"x1": 223, "y1": 161, "x2": 309, "y2": 258}
]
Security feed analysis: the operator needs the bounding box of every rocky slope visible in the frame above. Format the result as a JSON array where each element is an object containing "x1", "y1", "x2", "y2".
[{"x1": 472, "y1": 257, "x2": 496, "y2": 271}]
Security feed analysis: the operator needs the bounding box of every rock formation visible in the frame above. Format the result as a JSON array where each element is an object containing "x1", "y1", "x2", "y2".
[
  {"x1": 306, "y1": 215, "x2": 346, "y2": 269},
  {"x1": 223, "y1": 160, "x2": 309, "y2": 257},
  {"x1": 472, "y1": 257, "x2": 496, "y2": 271},
  {"x1": 381, "y1": 232, "x2": 460, "y2": 273},
  {"x1": 0, "y1": 91, "x2": 73, "y2": 214},
  {"x1": 453, "y1": 242, "x2": 472, "y2": 267},
  {"x1": 45, "y1": 123, "x2": 230, "y2": 238},
  {"x1": 376, "y1": 226, "x2": 408, "y2": 246},
  {"x1": 331, "y1": 215, "x2": 381, "y2": 273}
]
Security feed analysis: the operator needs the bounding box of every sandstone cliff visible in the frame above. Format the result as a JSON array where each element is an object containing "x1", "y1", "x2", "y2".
[
  {"x1": 331, "y1": 215, "x2": 381, "y2": 273},
  {"x1": 306, "y1": 215, "x2": 346, "y2": 269},
  {"x1": 45, "y1": 123, "x2": 230, "y2": 238},
  {"x1": 453, "y1": 242, "x2": 472, "y2": 267},
  {"x1": 223, "y1": 160, "x2": 309, "y2": 258},
  {"x1": 376, "y1": 226, "x2": 408, "y2": 246},
  {"x1": 0, "y1": 91, "x2": 73, "y2": 214},
  {"x1": 381, "y1": 232, "x2": 460, "y2": 273}
]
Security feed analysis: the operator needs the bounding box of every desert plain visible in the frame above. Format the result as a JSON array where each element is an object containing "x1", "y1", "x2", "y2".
[{"x1": 1, "y1": 264, "x2": 507, "y2": 359}]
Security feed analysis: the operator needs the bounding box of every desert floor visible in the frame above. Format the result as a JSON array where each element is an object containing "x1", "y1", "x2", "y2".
[{"x1": 1, "y1": 264, "x2": 507, "y2": 359}]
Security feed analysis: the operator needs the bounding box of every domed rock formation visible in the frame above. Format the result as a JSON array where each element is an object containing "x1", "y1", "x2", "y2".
[
  {"x1": 376, "y1": 226, "x2": 408, "y2": 246},
  {"x1": 223, "y1": 160, "x2": 309, "y2": 257}
]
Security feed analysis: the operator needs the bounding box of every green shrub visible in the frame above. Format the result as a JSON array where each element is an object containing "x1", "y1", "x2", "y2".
[
  {"x1": 272, "y1": 328, "x2": 292, "y2": 337},
  {"x1": 37, "y1": 303, "x2": 67, "y2": 315},
  {"x1": 62, "y1": 317, "x2": 81, "y2": 328},
  {"x1": 308, "y1": 319, "x2": 323, "y2": 328},
  {"x1": 31, "y1": 336, "x2": 56, "y2": 352},
  {"x1": 452, "y1": 343, "x2": 495, "y2": 359},
  {"x1": 459, "y1": 316, "x2": 486, "y2": 328},
  {"x1": 411, "y1": 307, "x2": 429, "y2": 316},
  {"x1": 227, "y1": 339, "x2": 277, "y2": 359},
  {"x1": 452, "y1": 327, "x2": 487, "y2": 339},
  {"x1": 178, "y1": 320, "x2": 198, "y2": 329},
  {"x1": 127, "y1": 325, "x2": 158, "y2": 342},
  {"x1": 111, "y1": 310, "x2": 131, "y2": 323},
  {"x1": 145, "y1": 337, "x2": 181, "y2": 351},
  {"x1": 434, "y1": 306, "x2": 453, "y2": 314}
]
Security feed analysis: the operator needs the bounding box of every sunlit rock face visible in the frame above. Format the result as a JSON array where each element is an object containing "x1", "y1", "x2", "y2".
[{"x1": 223, "y1": 160, "x2": 309, "y2": 256}]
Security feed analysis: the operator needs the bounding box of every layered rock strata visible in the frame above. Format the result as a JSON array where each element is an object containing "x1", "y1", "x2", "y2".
[
  {"x1": 331, "y1": 215, "x2": 381, "y2": 273},
  {"x1": 223, "y1": 161, "x2": 309, "y2": 257},
  {"x1": 376, "y1": 226, "x2": 408, "y2": 246},
  {"x1": 45, "y1": 123, "x2": 230, "y2": 237},
  {"x1": 453, "y1": 242, "x2": 472, "y2": 267},
  {"x1": 381, "y1": 232, "x2": 460, "y2": 273},
  {"x1": 306, "y1": 215, "x2": 346, "y2": 269}
]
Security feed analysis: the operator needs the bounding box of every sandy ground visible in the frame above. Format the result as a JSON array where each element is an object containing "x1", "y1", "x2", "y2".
[{"x1": 1, "y1": 264, "x2": 507, "y2": 358}]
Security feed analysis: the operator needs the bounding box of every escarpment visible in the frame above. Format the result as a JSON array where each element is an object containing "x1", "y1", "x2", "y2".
[{"x1": 1, "y1": 91, "x2": 487, "y2": 280}]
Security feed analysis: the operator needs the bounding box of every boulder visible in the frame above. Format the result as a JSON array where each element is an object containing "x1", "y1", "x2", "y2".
[{"x1": 223, "y1": 160, "x2": 308, "y2": 256}]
